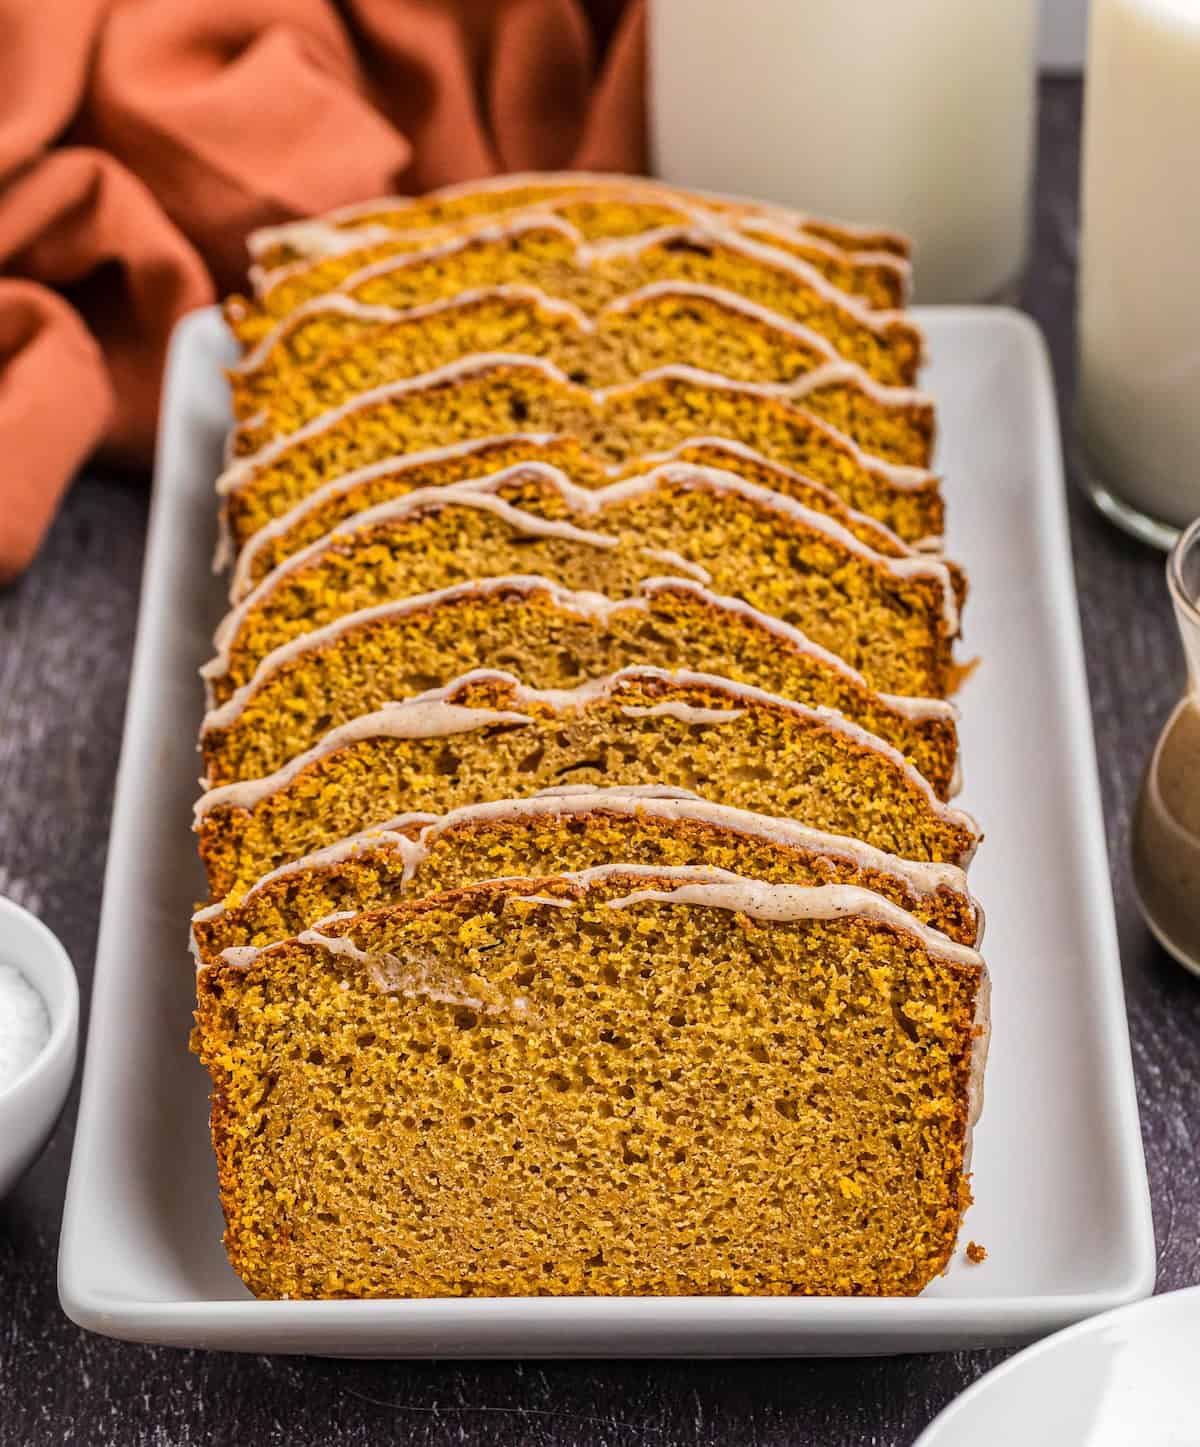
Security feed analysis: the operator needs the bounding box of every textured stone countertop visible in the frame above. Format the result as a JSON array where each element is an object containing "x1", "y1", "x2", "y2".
[{"x1": 2, "y1": 78, "x2": 1196, "y2": 1447}]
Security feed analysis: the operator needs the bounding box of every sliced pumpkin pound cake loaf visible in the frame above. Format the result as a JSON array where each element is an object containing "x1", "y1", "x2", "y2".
[
  {"x1": 192, "y1": 865, "x2": 987, "y2": 1299},
  {"x1": 227, "y1": 434, "x2": 909, "y2": 594},
  {"x1": 193, "y1": 667, "x2": 980, "y2": 901},
  {"x1": 248, "y1": 174, "x2": 911, "y2": 307},
  {"x1": 229, "y1": 285, "x2": 934, "y2": 466},
  {"x1": 203, "y1": 466, "x2": 962, "y2": 706},
  {"x1": 230, "y1": 216, "x2": 923, "y2": 385},
  {"x1": 192, "y1": 785, "x2": 983, "y2": 964},
  {"x1": 217, "y1": 356, "x2": 942, "y2": 549},
  {"x1": 200, "y1": 575, "x2": 960, "y2": 795}
]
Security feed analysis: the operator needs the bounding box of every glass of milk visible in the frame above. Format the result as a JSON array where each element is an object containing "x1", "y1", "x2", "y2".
[
  {"x1": 647, "y1": 0, "x2": 1038, "y2": 303},
  {"x1": 1076, "y1": 0, "x2": 1200, "y2": 548}
]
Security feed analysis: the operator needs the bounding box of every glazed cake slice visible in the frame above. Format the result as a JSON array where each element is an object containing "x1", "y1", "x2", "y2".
[
  {"x1": 216, "y1": 355, "x2": 942, "y2": 551},
  {"x1": 192, "y1": 864, "x2": 987, "y2": 1299},
  {"x1": 226, "y1": 434, "x2": 912, "y2": 592},
  {"x1": 228, "y1": 216, "x2": 923, "y2": 386},
  {"x1": 202, "y1": 465, "x2": 962, "y2": 706},
  {"x1": 229, "y1": 283, "x2": 934, "y2": 467},
  {"x1": 193, "y1": 667, "x2": 980, "y2": 900},
  {"x1": 248, "y1": 174, "x2": 911, "y2": 307},
  {"x1": 191, "y1": 785, "x2": 983, "y2": 963},
  {"x1": 200, "y1": 575, "x2": 960, "y2": 793}
]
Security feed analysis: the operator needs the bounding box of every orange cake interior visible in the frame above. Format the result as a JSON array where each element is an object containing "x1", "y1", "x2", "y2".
[
  {"x1": 193, "y1": 668, "x2": 979, "y2": 901},
  {"x1": 218, "y1": 358, "x2": 942, "y2": 551},
  {"x1": 200, "y1": 576, "x2": 959, "y2": 796},
  {"x1": 192, "y1": 867, "x2": 986, "y2": 1299},
  {"x1": 191, "y1": 788, "x2": 982, "y2": 964},
  {"x1": 204, "y1": 468, "x2": 960, "y2": 706},
  {"x1": 248, "y1": 176, "x2": 911, "y2": 306},
  {"x1": 228, "y1": 434, "x2": 913, "y2": 593},
  {"x1": 229, "y1": 285, "x2": 934, "y2": 469},
  {"x1": 227, "y1": 218, "x2": 923, "y2": 386}
]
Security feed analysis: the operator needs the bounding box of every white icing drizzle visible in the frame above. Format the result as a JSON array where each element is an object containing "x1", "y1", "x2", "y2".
[
  {"x1": 415, "y1": 786, "x2": 974, "y2": 898},
  {"x1": 620, "y1": 703, "x2": 744, "y2": 725},
  {"x1": 248, "y1": 219, "x2": 402, "y2": 264},
  {"x1": 192, "y1": 664, "x2": 979, "y2": 860},
  {"x1": 200, "y1": 572, "x2": 957, "y2": 744},
  {"x1": 205, "y1": 459, "x2": 958, "y2": 693},
  {"x1": 583, "y1": 864, "x2": 980, "y2": 966},
  {"x1": 533, "y1": 782, "x2": 699, "y2": 801},
  {"x1": 605, "y1": 281, "x2": 927, "y2": 399},
  {"x1": 738, "y1": 215, "x2": 912, "y2": 298},
  {"x1": 637, "y1": 547, "x2": 711, "y2": 584},
  {"x1": 622, "y1": 433, "x2": 929, "y2": 508}
]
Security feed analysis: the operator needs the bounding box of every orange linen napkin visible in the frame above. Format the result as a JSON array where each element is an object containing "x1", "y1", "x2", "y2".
[{"x1": 0, "y1": 0, "x2": 646, "y2": 582}]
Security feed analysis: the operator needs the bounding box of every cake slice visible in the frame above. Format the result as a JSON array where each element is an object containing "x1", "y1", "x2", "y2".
[
  {"x1": 193, "y1": 667, "x2": 980, "y2": 900},
  {"x1": 229, "y1": 216, "x2": 923, "y2": 386},
  {"x1": 226, "y1": 433, "x2": 911, "y2": 591},
  {"x1": 191, "y1": 785, "x2": 983, "y2": 963},
  {"x1": 203, "y1": 465, "x2": 962, "y2": 706},
  {"x1": 192, "y1": 864, "x2": 987, "y2": 1299},
  {"x1": 229, "y1": 283, "x2": 934, "y2": 468},
  {"x1": 200, "y1": 575, "x2": 960, "y2": 795},
  {"x1": 216, "y1": 356, "x2": 942, "y2": 551},
  {"x1": 247, "y1": 173, "x2": 911, "y2": 307}
]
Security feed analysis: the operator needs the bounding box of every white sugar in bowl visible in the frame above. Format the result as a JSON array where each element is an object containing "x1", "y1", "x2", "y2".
[{"x1": 0, "y1": 897, "x2": 78, "y2": 1197}]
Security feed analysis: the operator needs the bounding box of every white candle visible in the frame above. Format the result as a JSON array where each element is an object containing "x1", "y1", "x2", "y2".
[
  {"x1": 1077, "y1": 0, "x2": 1200, "y2": 538},
  {"x1": 647, "y1": 0, "x2": 1037, "y2": 303}
]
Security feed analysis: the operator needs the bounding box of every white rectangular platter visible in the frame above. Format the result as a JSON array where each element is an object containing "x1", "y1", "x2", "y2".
[{"x1": 59, "y1": 306, "x2": 1155, "y2": 1356}]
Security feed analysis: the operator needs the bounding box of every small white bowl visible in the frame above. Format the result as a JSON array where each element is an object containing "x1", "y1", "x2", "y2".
[{"x1": 0, "y1": 897, "x2": 78, "y2": 1197}]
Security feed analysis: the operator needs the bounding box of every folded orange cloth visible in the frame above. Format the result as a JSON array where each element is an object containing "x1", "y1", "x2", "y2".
[{"x1": 0, "y1": 0, "x2": 646, "y2": 581}]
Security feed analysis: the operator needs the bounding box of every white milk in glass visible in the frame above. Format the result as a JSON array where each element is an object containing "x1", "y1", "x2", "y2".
[
  {"x1": 1077, "y1": 0, "x2": 1200, "y2": 541},
  {"x1": 647, "y1": 0, "x2": 1037, "y2": 302}
]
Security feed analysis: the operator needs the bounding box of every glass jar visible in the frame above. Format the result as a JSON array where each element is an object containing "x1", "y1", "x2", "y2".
[{"x1": 1132, "y1": 517, "x2": 1200, "y2": 970}]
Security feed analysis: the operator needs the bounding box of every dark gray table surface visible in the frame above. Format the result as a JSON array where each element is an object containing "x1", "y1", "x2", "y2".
[{"x1": 2, "y1": 78, "x2": 1196, "y2": 1447}]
